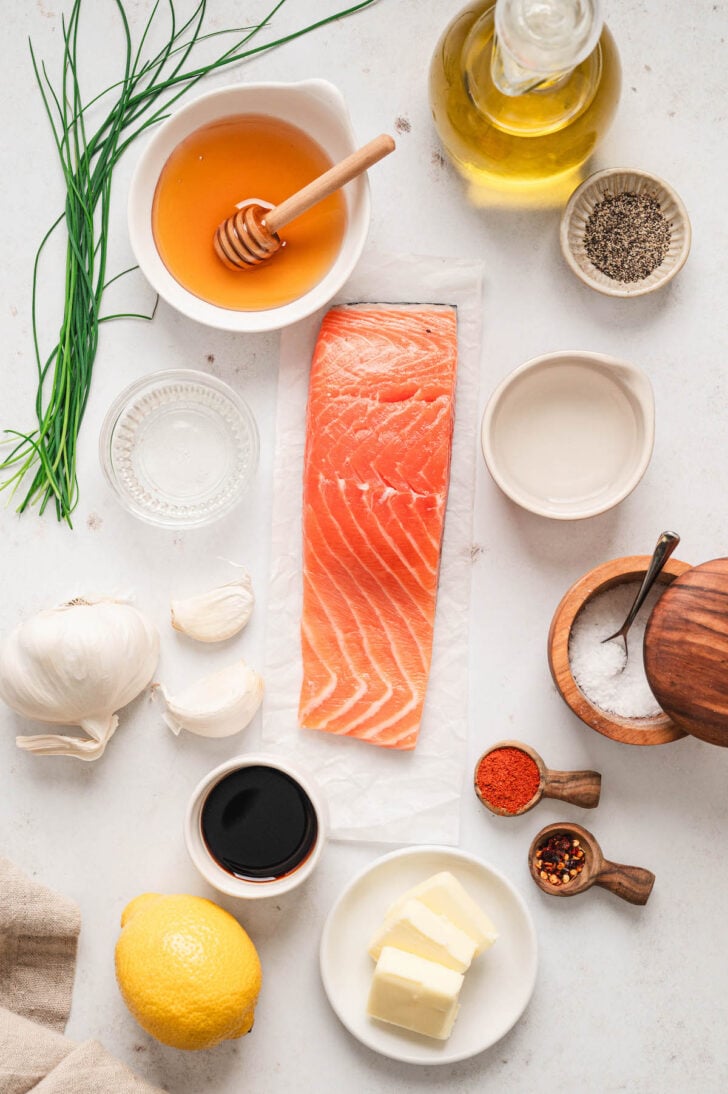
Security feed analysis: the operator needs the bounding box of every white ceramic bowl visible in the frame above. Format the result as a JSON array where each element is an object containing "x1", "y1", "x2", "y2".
[
  {"x1": 128, "y1": 80, "x2": 371, "y2": 332},
  {"x1": 481, "y1": 350, "x2": 655, "y2": 520},
  {"x1": 560, "y1": 168, "x2": 691, "y2": 297},
  {"x1": 185, "y1": 753, "x2": 328, "y2": 899}
]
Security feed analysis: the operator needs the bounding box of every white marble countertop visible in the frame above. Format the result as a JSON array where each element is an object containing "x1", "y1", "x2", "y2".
[{"x1": 2, "y1": 1, "x2": 728, "y2": 1091}]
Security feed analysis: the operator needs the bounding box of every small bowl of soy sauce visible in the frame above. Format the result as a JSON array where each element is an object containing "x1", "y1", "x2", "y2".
[{"x1": 185, "y1": 754, "x2": 328, "y2": 899}]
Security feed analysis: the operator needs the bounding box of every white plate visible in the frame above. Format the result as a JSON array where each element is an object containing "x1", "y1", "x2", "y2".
[{"x1": 319, "y1": 846, "x2": 537, "y2": 1065}]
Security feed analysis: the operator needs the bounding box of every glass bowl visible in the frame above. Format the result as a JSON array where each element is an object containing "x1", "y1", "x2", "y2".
[{"x1": 99, "y1": 369, "x2": 258, "y2": 527}]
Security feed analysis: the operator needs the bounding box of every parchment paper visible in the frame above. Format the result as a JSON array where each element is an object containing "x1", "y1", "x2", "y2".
[{"x1": 262, "y1": 252, "x2": 484, "y2": 844}]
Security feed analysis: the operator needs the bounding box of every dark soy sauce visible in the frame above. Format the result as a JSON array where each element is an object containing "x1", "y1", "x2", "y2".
[{"x1": 201, "y1": 765, "x2": 318, "y2": 882}]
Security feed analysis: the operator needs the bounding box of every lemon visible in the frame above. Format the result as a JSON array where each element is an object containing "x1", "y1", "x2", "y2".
[{"x1": 115, "y1": 893, "x2": 262, "y2": 1051}]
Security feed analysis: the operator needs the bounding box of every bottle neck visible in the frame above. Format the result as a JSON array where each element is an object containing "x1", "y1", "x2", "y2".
[{"x1": 491, "y1": 0, "x2": 603, "y2": 96}]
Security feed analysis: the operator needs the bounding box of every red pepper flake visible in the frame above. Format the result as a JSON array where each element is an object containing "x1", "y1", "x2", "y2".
[
  {"x1": 475, "y1": 747, "x2": 540, "y2": 814},
  {"x1": 533, "y1": 834, "x2": 585, "y2": 886}
]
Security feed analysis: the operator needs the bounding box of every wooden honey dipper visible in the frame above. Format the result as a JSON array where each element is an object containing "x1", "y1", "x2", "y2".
[{"x1": 214, "y1": 133, "x2": 396, "y2": 271}]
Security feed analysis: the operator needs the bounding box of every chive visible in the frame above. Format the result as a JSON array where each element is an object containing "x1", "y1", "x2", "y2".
[{"x1": 1, "y1": 0, "x2": 379, "y2": 525}]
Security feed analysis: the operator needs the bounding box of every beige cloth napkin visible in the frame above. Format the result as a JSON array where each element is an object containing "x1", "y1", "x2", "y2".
[{"x1": 0, "y1": 858, "x2": 163, "y2": 1094}]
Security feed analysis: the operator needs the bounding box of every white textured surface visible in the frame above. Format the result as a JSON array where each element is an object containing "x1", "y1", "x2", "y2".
[{"x1": 1, "y1": 1, "x2": 728, "y2": 1092}]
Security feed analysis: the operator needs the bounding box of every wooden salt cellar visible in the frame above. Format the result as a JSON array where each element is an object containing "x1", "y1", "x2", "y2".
[
  {"x1": 644, "y1": 558, "x2": 728, "y2": 747},
  {"x1": 548, "y1": 554, "x2": 691, "y2": 745},
  {"x1": 550, "y1": 553, "x2": 728, "y2": 749}
]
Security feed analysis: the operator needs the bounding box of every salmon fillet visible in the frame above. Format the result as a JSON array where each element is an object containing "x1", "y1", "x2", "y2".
[{"x1": 298, "y1": 304, "x2": 458, "y2": 750}]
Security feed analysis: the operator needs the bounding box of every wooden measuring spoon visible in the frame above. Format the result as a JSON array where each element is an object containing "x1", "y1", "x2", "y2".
[
  {"x1": 214, "y1": 133, "x2": 395, "y2": 271},
  {"x1": 529, "y1": 822, "x2": 655, "y2": 905},
  {"x1": 473, "y1": 740, "x2": 601, "y2": 817}
]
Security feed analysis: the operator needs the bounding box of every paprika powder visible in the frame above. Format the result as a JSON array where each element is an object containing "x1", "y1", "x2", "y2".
[{"x1": 474, "y1": 746, "x2": 540, "y2": 815}]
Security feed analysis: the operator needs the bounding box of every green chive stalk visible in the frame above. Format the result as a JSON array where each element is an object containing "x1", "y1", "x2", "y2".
[{"x1": 1, "y1": 0, "x2": 378, "y2": 525}]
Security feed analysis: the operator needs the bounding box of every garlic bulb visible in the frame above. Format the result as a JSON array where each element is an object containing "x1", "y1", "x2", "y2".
[
  {"x1": 159, "y1": 659, "x2": 263, "y2": 738},
  {"x1": 0, "y1": 598, "x2": 159, "y2": 761},
  {"x1": 170, "y1": 569, "x2": 254, "y2": 643}
]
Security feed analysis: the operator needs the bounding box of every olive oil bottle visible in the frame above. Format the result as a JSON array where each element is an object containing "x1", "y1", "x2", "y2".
[{"x1": 429, "y1": 0, "x2": 621, "y2": 200}]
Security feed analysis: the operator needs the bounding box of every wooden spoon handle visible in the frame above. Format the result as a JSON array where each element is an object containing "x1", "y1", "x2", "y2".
[
  {"x1": 265, "y1": 134, "x2": 395, "y2": 234},
  {"x1": 595, "y1": 860, "x2": 655, "y2": 905},
  {"x1": 542, "y1": 769, "x2": 602, "y2": 809}
]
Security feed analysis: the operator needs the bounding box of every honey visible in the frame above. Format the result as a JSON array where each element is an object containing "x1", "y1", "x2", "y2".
[{"x1": 152, "y1": 114, "x2": 347, "y2": 310}]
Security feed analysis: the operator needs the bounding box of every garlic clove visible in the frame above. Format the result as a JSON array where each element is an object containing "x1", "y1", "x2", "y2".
[
  {"x1": 170, "y1": 570, "x2": 255, "y2": 643},
  {"x1": 159, "y1": 659, "x2": 263, "y2": 739}
]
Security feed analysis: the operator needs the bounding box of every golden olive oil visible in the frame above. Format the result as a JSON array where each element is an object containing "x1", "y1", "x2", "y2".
[{"x1": 429, "y1": 1, "x2": 621, "y2": 199}]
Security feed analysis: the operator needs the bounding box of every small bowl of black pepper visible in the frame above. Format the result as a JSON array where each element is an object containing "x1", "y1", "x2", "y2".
[{"x1": 560, "y1": 168, "x2": 691, "y2": 297}]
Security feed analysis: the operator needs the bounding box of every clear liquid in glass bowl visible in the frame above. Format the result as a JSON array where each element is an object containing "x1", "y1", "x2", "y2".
[{"x1": 100, "y1": 369, "x2": 258, "y2": 527}]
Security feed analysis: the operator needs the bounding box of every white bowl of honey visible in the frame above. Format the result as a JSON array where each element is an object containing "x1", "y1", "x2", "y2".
[{"x1": 128, "y1": 80, "x2": 371, "y2": 331}]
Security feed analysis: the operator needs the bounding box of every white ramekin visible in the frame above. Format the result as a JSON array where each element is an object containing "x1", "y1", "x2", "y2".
[{"x1": 185, "y1": 753, "x2": 328, "y2": 900}]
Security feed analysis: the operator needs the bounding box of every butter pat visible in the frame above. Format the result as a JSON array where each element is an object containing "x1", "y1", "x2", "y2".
[
  {"x1": 367, "y1": 946, "x2": 463, "y2": 1040},
  {"x1": 369, "y1": 897, "x2": 477, "y2": 973},
  {"x1": 384, "y1": 872, "x2": 498, "y2": 956}
]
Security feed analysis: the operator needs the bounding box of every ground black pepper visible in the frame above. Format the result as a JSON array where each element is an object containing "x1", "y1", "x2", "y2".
[{"x1": 584, "y1": 190, "x2": 671, "y2": 283}]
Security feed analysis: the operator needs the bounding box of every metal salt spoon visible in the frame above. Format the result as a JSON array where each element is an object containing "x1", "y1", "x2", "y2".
[
  {"x1": 214, "y1": 133, "x2": 396, "y2": 271},
  {"x1": 601, "y1": 530, "x2": 681, "y2": 657}
]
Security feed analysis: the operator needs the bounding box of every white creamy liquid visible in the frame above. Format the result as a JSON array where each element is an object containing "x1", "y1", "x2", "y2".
[{"x1": 490, "y1": 362, "x2": 640, "y2": 513}]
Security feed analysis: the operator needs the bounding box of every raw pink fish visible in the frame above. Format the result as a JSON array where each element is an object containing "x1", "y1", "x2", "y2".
[{"x1": 298, "y1": 304, "x2": 458, "y2": 750}]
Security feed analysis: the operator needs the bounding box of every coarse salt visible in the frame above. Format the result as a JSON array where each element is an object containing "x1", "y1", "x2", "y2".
[{"x1": 568, "y1": 582, "x2": 664, "y2": 718}]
